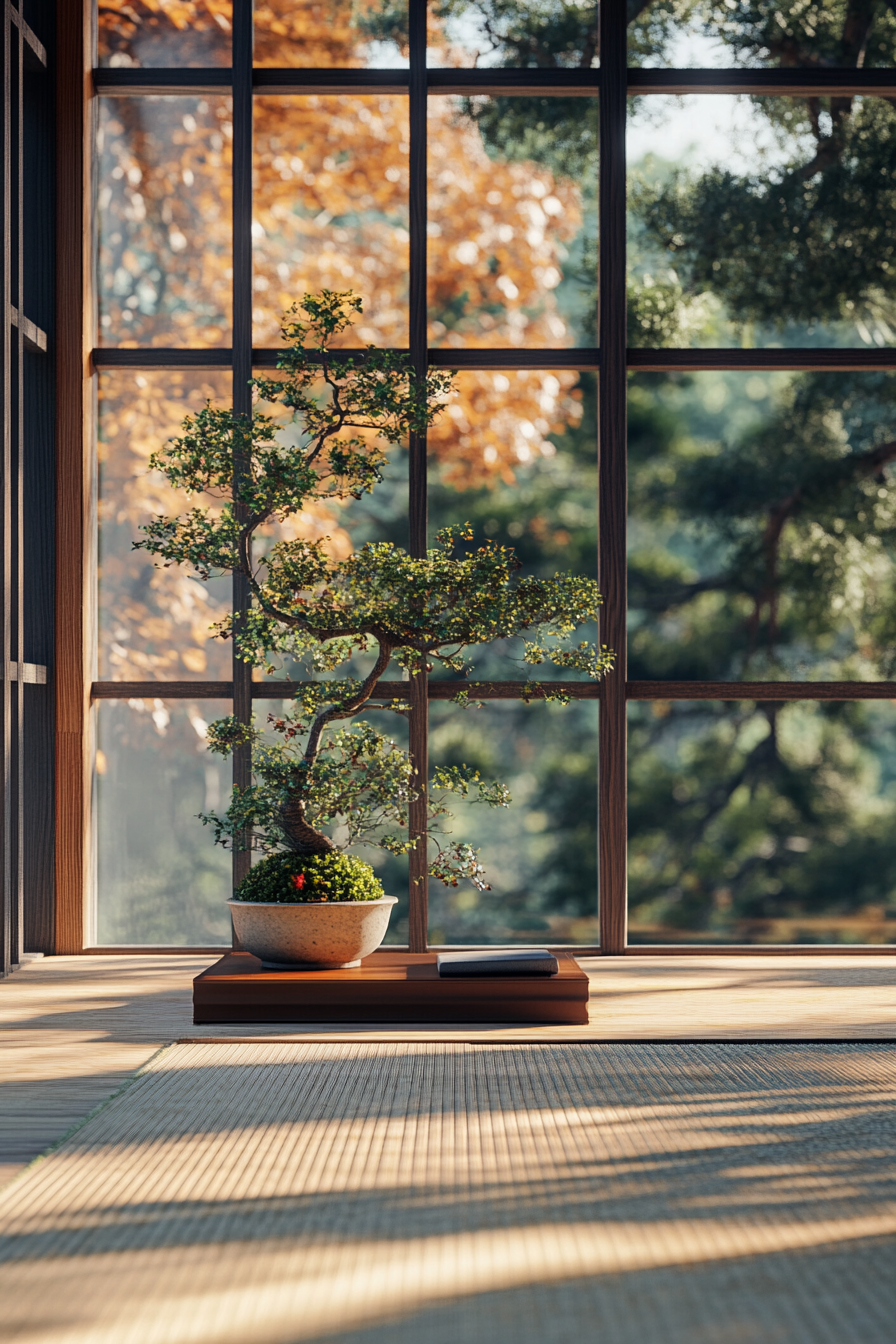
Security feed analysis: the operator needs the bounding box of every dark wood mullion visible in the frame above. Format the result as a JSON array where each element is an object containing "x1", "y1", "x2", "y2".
[
  {"x1": 92, "y1": 69, "x2": 602, "y2": 96},
  {"x1": 428, "y1": 349, "x2": 600, "y2": 371},
  {"x1": 92, "y1": 679, "x2": 896, "y2": 702},
  {"x1": 93, "y1": 69, "x2": 233, "y2": 96},
  {"x1": 91, "y1": 680, "x2": 596, "y2": 700},
  {"x1": 92, "y1": 347, "x2": 896, "y2": 373},
  {"x1": 629, "y1": 68, "x2": 896, "y2": 96},
  {"x1": 255, "y1": 69, "x2": 408, "y2": 95},
  {"x1": 91, "y1": 680, "x2": 600, "y2": 700},
  {"x1": 92, "y1": 682, "x2": 238, "y2": 699},
  {"x1": 627, "y1": 682, "x2": 896, "y2": 701},
  {"x1": 629, "y1": 349, "x2": 896, "y2": 372},
  {"x1": 230, "y1": 0, "x2": 253, "y2": 900},
  {"x1": 93, "y1": 66, "x2": 896, "y2": 99},
  {"x1": 598, "y1": 0, "x2": 628, "y2": 956},
  {"x1": 407, "y1": 0, "x2": 428, "y2": 953}
]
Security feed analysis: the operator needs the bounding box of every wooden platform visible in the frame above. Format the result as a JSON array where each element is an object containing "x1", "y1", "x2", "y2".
[{"x1": 193, "y1": 950, "x2": 591, "y2": 1024}]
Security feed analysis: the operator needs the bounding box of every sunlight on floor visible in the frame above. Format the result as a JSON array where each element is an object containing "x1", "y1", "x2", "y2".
[{"x1": 2, "y1": 1041, "x2": 896, "y2": 1343}]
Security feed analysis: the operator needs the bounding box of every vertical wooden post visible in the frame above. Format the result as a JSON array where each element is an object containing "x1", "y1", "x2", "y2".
[
  {"x1": 598, "y1": 0, "x2": 628, "y2": 954},
  {"x1": 406, "y1": 0, "x2": 428, "y2": 952},
  {"x1": 54, "y1": 0, "x2": 91, "y2": 954},
  {"x1": 231, "y1": 0, "x2": 253, "y2": 909}
]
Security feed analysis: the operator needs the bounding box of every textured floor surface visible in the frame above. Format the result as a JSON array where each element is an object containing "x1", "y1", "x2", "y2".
[
  {"x1": 2, "y1": 1039, "x2": 896, "y2": 1344},
  {"x1": 3, "y1": 952, "x2": 896, "y2": 1186}
]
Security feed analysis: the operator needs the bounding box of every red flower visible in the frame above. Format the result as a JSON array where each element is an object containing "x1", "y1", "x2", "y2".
[{"x1": 292, "y1": 872, "x2": 306, "y2": 891}]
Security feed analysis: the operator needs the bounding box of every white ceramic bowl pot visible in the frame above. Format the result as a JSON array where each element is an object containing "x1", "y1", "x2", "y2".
[{"x1": 228, "y1": 896, "x2": 398, "y2": 969}]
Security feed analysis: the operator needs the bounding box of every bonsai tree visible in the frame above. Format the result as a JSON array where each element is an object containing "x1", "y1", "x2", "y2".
[{"x1": 138, "y1": 291, "x2": 612, "y2": 901}]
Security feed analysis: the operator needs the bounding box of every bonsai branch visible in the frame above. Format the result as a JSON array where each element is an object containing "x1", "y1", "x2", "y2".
[{"x1": 304, "y1": 639, "x2": 395, "y2": 765}]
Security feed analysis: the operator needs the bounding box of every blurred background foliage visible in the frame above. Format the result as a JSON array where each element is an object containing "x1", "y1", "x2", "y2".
[
  {"x1": 624, "y1": 0, "x2": 896, "y2": 943},
  {"x1": 95, "y1": 0, "x2": 896, "y2": 945}
]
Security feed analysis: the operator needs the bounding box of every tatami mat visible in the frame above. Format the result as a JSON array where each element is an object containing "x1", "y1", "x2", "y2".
[
  {"x1": 3, "y1": 952, "x2": 895, "y2": 1185},
  {"x1": 2, "y1": 1039, "x2": 896, "y2": 1342}
]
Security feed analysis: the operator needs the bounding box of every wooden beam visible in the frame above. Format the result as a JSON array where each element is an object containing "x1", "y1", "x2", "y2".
[
  {"x1": 90, "y1": 679, "x2": 604, "y2": 701},
  {"x1": 628, "y1": 67, "x2": 896, "y2": 97},
  {"x1": 90, "y1": 345, "x2": 896, "y2": 374},
  {"x1": 406, "y1": 0, "x2": 429, "y2": 954},
  {"x1": 598, "y1": 0, "x2": 628, "y2": 956},
  {"x1": 626, "y1": 681, "x2": 896, "y2": 701},
  {"x1": 628, "y1": 348, "x2": 896, "y2": 372},
  {"x1": 54, "y1": 0, "x2": 91, "y2": 954}
]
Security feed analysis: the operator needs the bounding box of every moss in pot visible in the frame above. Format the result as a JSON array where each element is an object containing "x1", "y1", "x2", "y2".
[
  {"x1": 230, "y1": 852, "x2": 395, "y2": 969},
  {"x1": 135, "y1": 290, "x2": 612, "y2": 969}
]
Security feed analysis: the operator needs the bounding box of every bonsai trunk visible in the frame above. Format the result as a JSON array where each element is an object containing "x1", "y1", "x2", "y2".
[
  {"x1": 280, "y1": 795, "x2": 335, "y2": 855},
  {"x1": 275, "y1": 639, "x2": 395, "y2": 856}
]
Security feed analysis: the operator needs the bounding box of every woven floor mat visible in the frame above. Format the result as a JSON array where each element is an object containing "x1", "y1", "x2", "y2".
[{"x1": 2, "y1": 1041, "x2": 896, "y2": 1343}]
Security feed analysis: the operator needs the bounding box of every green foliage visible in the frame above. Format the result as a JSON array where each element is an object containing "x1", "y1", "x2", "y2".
[
  {"x1": 628, "y1": 699, "x2": 896, "y2": 941},
  {"x1": 204, "y1": 710, "x2": 515, "y2": 892},
  {"x1": 626, "y1": 1, "x2": 896, "y2": 70},
  {"x1": 139, "y1": 291, "x2": 453, "y2": 582},
  {"x1": 202, "y1": 717, "x2": 417, "y2": 855},
  {"x1": 620, "y1": 2, "x2": 896, "y2": 939},
  {"x1": 701, "y1": 0, "x2": 896, "y2": 69},
  {"x1": 230, "y1": 526, "x2": 608, "y2": 677},
  {"x1": 636, "y1": 97, "x2": 896, "y2": 336},
  {"x1": 629, "y1": 371, "x2": 896, "y2": 681},
  {"x1": 233, "y1": 850, "x2": 385, "y2": 904},
  {"x1": 433, "y1": 0, "x2": 599, "y2": 68},
  {"x1": 464, "y1": 95, "x2": 598, "y2": 186},
  {"x1": 139, "y1": 289, "x2": 609, "y2": 889},
  {"x1": 407, "y1": 0, "x2": 896, "y2": 942}
]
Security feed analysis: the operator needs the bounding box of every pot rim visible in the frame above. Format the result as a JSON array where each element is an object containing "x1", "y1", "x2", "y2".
[{"x1": 227, "y1": 895, "x2": 398, "y2": 908}]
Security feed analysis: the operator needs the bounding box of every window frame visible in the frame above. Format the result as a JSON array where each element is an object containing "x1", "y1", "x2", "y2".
[{"x1": 54, "y1": 0, "x2": 896, "y2": 956}]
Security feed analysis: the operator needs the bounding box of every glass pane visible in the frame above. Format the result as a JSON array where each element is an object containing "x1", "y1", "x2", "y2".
[
  {"x1": 98, "y1": 96, "x2": 232, "y2": 347},
  {"x1": 98, "y1": 370, "x2": 233, "y2": 681},
  {"x1": 629, "y1": 1, "x2": 896, "y2": 69},
  {"x1": 628, "y1": 371, "x2": 896, "y2": 682},
  {"x1": 428, "y1": 95, "x2": 597, "y2": 348},
  {"x1": 254, "y1": 0, "x2": 408, "y2": 68},
  {"x1": 428, "y1": 369, "x2": 597, "y2": 680},
  {"x1": 629, "y1": 699, "x2": 896, "y2": 946},
  {"x1": 254, "y1": 699, "x2": 410, "y2": 945},
  {"x1": 98, "y1": 0, "x2": 232, "y2": 67},
  {"x1": 428, "y1": 699, "x2": 599, "y2": 945},
  {"x1": 96, "y1": 699, "x2": 233, "y2": 945},
  {"x1": 628, "y1": 95, "x2": 896, "y2": 349},
  {"x1": 427, "y1": 1, "x2": 599, "y2": 68},
  {"x1": 253, "y1": 96, "x2": 409, "y2": 348}
]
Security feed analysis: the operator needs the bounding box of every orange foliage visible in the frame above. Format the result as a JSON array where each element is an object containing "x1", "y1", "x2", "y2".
[
  {"x1": 252, "y1": 94, "x2": 410, "y2": 348},
  {"x1": 96, "y1": 0, "x2": 591, "y2": 676},
  {"x1": 98, "y1": 0, "x2": 233, "y2": 66},
  {"x1": 97, "y1": 95, "x2": 233, "y2": 346},
  {"x1": 98, "y1": 371, "x2": 234, "y2": 680}
]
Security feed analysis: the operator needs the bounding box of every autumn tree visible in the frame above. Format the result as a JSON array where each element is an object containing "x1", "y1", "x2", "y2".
[{"x1": 96, "y1": 0, "x2": 592, "y2": 684}]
